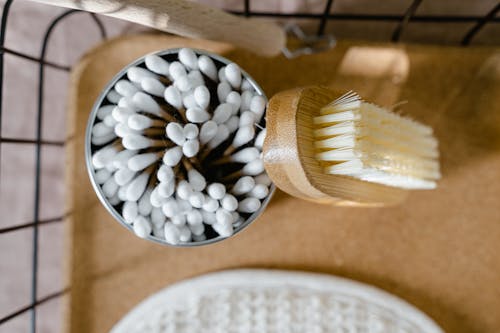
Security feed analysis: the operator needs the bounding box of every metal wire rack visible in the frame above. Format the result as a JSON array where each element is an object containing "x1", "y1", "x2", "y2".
[{"x1": 0, "y1": 0, "x2": 498, "y2": 332}]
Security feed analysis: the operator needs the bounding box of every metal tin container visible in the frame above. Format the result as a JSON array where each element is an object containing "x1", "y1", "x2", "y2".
[{"x1": 85, "y1": 48, "x2": 275, "y2": 246}]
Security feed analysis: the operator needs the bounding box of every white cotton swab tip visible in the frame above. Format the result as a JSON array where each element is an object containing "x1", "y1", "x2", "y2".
[
  {"x1": 199, "y1": 121, "x2": 218, "y2": 144},
  {"x1": 128, "y1": 114, "x2": 152, "y2": 131},
  {"x1": 178, "y1": 48, "x2": 199, "y2": 70},
  {"x1": 231, "y1": 147, "x2": 260, "y2": 163},
  {"x1": 208, "y1": 124, "x2": 230, "y2": 149},
  {"x1": 157, "y1": 164, "x2": 174, "y2": 183},
  {"x1": 217, "y1": 82, "x2": 231, "y2": 103},
  {"x1": 232, "y1": 176, "x2": 255, "y2": 195},
  {"x1": 112, "y1": 106, "x2": 135, "y2": 123},
  {"x1": 127, "y1": 66, "x2": 157, "y2": 84},
  {"x1": 178, "y1": 225, "x2": 192, "y2": 242},
  {"x1": 114, "y1": 167, "x2": 136, "y2": 186},
  {"x1": 242, "y1": 158, "x2": 264, "y2": 176},
  {"x1": 145, "y1": 54, "x2": 169, "y2": 76},
  {"x1": 175, "y1": 75, "x2": 192, "y2": 92},
  {"x1": 226, "y1": 91, "x2": 241, "y2": 115},
  {"x1": 94, "y1": 169, "x2": 111, "y2": 184},
  {"x1": 150, "y1": 187, "x2": 167, "y2": 208},
  {"x1": 188, "y1": 168, "x2": 206, "y2": 192},
  {"x1": 162, "y1": 199, "x2": 179, "y2": 218},
  {"x1": 151, "y1": 206, "x2": 166, "y2": 226},
  {"x1": 168, "y1": 61, "x2": 187, "y2": 81},
  {"x1": 212, "y1": 103, "x2": 232, "y2": 124},
  {"x1": 92, "y1": 145, "x2": 119, "y2": 169},
  {"x1": 254, "y1": 173, "x2": 272, "y2": 187},
  {"x1": 158, "y1": 181, "x2": 175, "y2": 198},
  {"x1": 164, "y1": 222, "x2": 180, "y2": 244},
  {"x1": 215, "y1": 208, "x2": 233, "y2": 226},
  {"x1": 126, "y1": 171, "x2": 150, "y2": 201},
  {"x1": 202, "y1": 195, "x2": 219, "y2": 213},
  {"x1": 232, "y1": 125, "x2": 255, "y2": 148},
  {"x1": 186, "y1": 107, "x2": 210, "y2": 123},
  {"x1": 201, "y1": 210, "x2": 216, "y2": 225},
  {"x1": 225, "y1": 116, "x2": 240, "y2": 133},
  {"x1": 198, "y1": 55, "x2": 217, "y2": 81},
  {"x1": 122, "y1": 200, "x2": 138, "y2": 224},
  {"x1": 177, "y1": 180, "x2": 193, "y2": 200},
  {"x1": 163, "y1": 146, "x2": 183, "y2": 166},
  {"x1": 102, "y1": 177, "x2": 119, "y2": 198},
  {"x1": 115, "y1": 79, "x2": 139, "y2": 97},
  {"x1": 138, "y1": 189, "x2": 153, "y2": 216},
  {"x1": 254, "y1": 129, "x2": 266, "y2": 149},
  {"x1": 133, "y1": 215, "x2": 152, "y2": 238},
  {"x1": 221, "y1": 194, "x2": 238, "y2": 212},
  {"x1": 238, "y1": 197, "x2": 261, "y2": 213},
  {"x1": 183, "y1": 123, "x2": 199, "y2": 140},
  {"x1": 250, "y1": 95, "x2": 266, "y2": 121},
  {"x1": 166, "y1": 122, "x2": 186, "y2": 146},
  {"x1": 171, "y1": 214, "x2": 187, "y2": 226},
  {"x1": 141, "y1": 77, "x2": 165, "y2": 97},
  {"x1": 183, "y1": 139, "x2": 200, "y2": 158},
  {"x1": 164, "y1": 85, "x2": 183, "y2": 110},
  {"x1": 122, "y1": 134, "x2": 151, "y2": 150},
  {"x1": 188, "y1": 192, "x2": 204, "y2": 209},
  {"x1": 240, "y1": 90, "x2": 253, "y2": 110},
  {"x1": 128, "y1": 153, "x2": 159, "y2": 171},
  {"x1": 96, "y1": 105, "x2": 114, "y2": 120},
  {"x1": 225, "y1": 63, "x2": 241, "y2": 89},
  {"x1": 186, "y1": 209, "x2": 203, "y2": 225},
  {"x1": 193, "y1": 85, "x2": 210, "y2": 109},
  {"x1": 248, "y1": 183, "x2": 269, "y2": 199},
  {"x1": 207, "y1": 183, "x2": 226, "y2": 200}
]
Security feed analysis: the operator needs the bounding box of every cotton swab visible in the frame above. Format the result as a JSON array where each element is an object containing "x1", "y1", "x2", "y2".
[
  {"x1": 198, "y1": 55, "x2": 217, "y2": 81},
  {"x1": 145, "y1": 54, "x2": 169, "y2": 76}
]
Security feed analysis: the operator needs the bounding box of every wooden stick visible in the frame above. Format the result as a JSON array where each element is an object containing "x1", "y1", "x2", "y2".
[{"x1": 29, "y1": 0, "x2": 286, "y2": 57}]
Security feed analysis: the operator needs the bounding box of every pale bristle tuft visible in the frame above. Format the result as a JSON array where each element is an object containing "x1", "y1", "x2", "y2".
[{"x1": 313, "y1": 92, "x2": 440, "y2": 190}]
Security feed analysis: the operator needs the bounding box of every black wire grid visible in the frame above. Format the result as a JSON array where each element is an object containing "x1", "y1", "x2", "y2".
[{"x1": 0, "y1": 0, "x2": 498, "y2": 332}]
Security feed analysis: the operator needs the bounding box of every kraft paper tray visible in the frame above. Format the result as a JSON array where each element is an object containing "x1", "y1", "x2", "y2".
[{"x1": 65, "y1": 34, "x2": 500, "y2": 333}]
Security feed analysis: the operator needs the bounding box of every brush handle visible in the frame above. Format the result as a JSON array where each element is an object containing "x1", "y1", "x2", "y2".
[{"x1": 29, "y1": 0, "x2": 286, "y2": 57}]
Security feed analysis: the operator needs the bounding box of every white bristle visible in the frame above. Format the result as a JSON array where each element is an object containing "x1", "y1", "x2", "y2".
[
  {"x1": 169, "y1": 61, "x2": 187, "y2": 81},
  {"x1": 231, "y1": 147, "x2": 260, "y2": 163},
  {"x1": 225, "y1": 63, "x2": 241, "y2": 89},
  {"x1": 133, "y1": 215, "x2": 152, "y2": 238},
  {"x1": 207, "y1": 183, "x2": 226, "y2": 200},
  {"x1": 240, "y1": 90, "x2": 253, "y2": 110},
  {"x1": 189, "y1": 221, "x2": 205, "y2": 236},
  {"x1": 188, "y1": 70, "x2": 204, "y2": 87},
  {"x1": 232, "y1": 176, "x2": 255, "y2": 195},
  {"x1": 238, "y1": 197, "x2": 261, "y2": 213},
  {"x1": 198, "y1": 55, "x2": 218, "y2": 81},
  {"x1": 188, "y1": 192, "x2": 205, "y2": 209},
  {"x1": 175, "y1": 75, "x2": 192, "y2": 92},
  {"x1": 118, "y1": 96, "x2": 136, "y2": 110},
  {"x1": 226, "y1": 91, "x2": 241, "y2": 115},
  {"x1": 242, "y1": 158, "x2": 264, "y2": 176},
  {"x1": 183, "y1": 92, "x2": 198, "y2": 110},
  {"x1": 241, "y1": 78, "x2": 253, "y2": 91},
  {"x1": 199, "y1": 121, "x2": 218, "y2": 144},
  {"x1": 92, "y1": 145, "x2": 119, "y2": 169},
  {"x1": 232, "y1": 125, "x2": 255, "y2": 148},
  {"x1": 141, "y1": 77, "x2": 165, "y2": 97},
  {"x1": 106, "y1": 89, "x2": 121, "y2": 104},
  {"x1": 94, "y1": 168, "x2": 111, "y2": 185},
  {"x1": 126, "y1": 171, "x2": 150, "y2": 201},
  {"x1": 225, "y1": 116, "x2": 239, "y2": 133},
  {"x1": 150, "y1": 186, "x2": 167, "y2": 208},
  {"x1": 112, "y1": 107, "x2": 135, "y2": 123},
  {"x1": 122, "y1": 134, "x2": 152, "y2": 150},
  {"x1": 239, "y1": 111, "x2": 255, "y2": 127},
  {"x1": 112, "y1": 149, "x2": 137, "y2": 169},
  {"x1": 92, "y1": 132, "x2": 116, "y2": 146},
  {"x1": 254, "y1": 129, "x2": 266, "y2": 149},
  {"x1": 158, "y1": 180, "x2": 175, "y2": 198},
  {"x1": 145, "y1": 54, "x2": 169, "y2": 76},
  {"x1": 96, "y1": 105, "x2": 114, "y2": 120},
  {"x1": 188, "y1": 169, "x2": 206, "y2": 192},
  {"x1": 177, "y1": 180, "x2": 193, "y2": 200},
  {"x1": 115, "y1": 79, "x2": 139, "y2": 97},
  {"x1": 186, "y1": 107, "x2": 210, "y2": 123},
  {"x1": 194, "y1": 85, "x2": 210, "y2": 109},
  {"x1": 217, "y1": 82, "x2": 231, "y2": 103},
  {"x1": 157, "y1": 164, "x2": 174, "y2": 183},
  {"x1": 179, "y1": 48, "x2": 198, "y2": 70},
  {"x1": 183, "y1": 139, "x2": 200, "y2": 157},
  {"x1": 128, "y1": 153, "x2": 159, "y2": 171},
  {"x1": 122, "y1": 201, "x2": 138, "y2": 224},
  {"x1": 201, "y1": 210, "x2": 216, "y2": 225},
  {"x1": 151, "y1": 206, "x2": 166, "y2": 227},
  {"x1": 218, "y1": 66, "x2": 227, "y2": 82},
  {"x1": 250, "y1": 95, "x2": 266, "y2": 122},
  {"x1": 127, "y1": 66, "x2": 157, "y2": 84},
  {"x1": 92, "y1": 122, "x2": 113, "y2": 137},
  {"x1": 114, "y1": 167, "x2": 136, "y2": 186},
  {"x1": 207, "y1": 124, "x2": 230, "y2": 149},
  {"x1": 138, "y1": 189, "x2": 153, "y2": 216},
  {"x1": 171, "y1": 214, "x2": 187, "y2": 226},
  {"x1": 164, "y1": 222, "x2": 180, "y2": 244},
  {"x1": 178, "y1": 225, "x2": 192, "y2": 242},
  {"x1": 248, "y1": 183, "x2": 269, "y2": 199},
  {"x1": 166, "y1": 122, "x2": 186, "y2": 146},
  {"x1": 313, "y1": 92, "x2": 440, "y2": 189},
  {"x1": 102, "y1": 177, "x2": 119, "y2": 198},
  {"x1": 163, "y1": 146, "x2": 183, "y2": 166},
  {"x1": 202, "y1": 195, "x2": 219, "y2": 213},
  {"x1": 103, "y1": 114, "x2": 118, "y2": 128},
  {"x1": 254, "y1": 173, "x2": 272, "y2": 186},
  {"x1": 183, "y1": 123, "x2": 199, "y2": 140},
  {"x1": 212, "y1": 103, "x2": 232, "y2": 124},
  {"x1": 221, "y1": 194, "x2": 238, "y2": 212},
  {"x1": 164, "y1": 85, "x2": 183, "y2": 109},
  {"x1": 162, "y1": 199, "x2": 179, "y2": 218}
]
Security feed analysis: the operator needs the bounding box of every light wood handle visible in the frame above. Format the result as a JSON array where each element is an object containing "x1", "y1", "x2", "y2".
[{"x1": 29, "y1": 0, "x2": 286, "y2": 57}]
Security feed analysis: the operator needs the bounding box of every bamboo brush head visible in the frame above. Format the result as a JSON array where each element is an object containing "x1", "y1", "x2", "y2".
[{"x1": 263, "y1": 86, "x2": 424, "y2": 206}]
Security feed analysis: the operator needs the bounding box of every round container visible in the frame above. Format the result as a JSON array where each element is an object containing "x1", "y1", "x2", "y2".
[{"x1": 85, "y1": 49, "x2": 275, "y2": 247}]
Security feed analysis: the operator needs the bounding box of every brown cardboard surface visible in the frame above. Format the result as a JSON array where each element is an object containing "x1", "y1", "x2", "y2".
[{"x1": 66, "y1": 34, "x2": 500, "y2": 333}]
